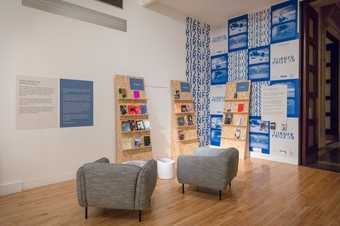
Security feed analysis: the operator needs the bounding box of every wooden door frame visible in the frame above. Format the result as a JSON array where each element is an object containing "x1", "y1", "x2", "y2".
[{"x1": 300, "y1": 0, "x2": 319, "y2": 165}]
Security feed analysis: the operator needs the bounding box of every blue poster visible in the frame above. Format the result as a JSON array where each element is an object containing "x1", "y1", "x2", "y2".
[
  {"x1": 210, "y1": 129, "x2": 222, "y2": 146},
  {"x1": 271, "y1": 79, "x2": 300, "y2": 117},
  {"x1": 249, "y1": 46, "x2": 270, "y2": 65},
  {"x1": 129, "y1": 78, "x2": 144, "y2": 90},
  {"x1": 211, "y1": 114, "x2": 223, "y2": 130},
  {"x1": 228, "y1": 15, "x2": 248, "y2": 52},
  {"x1": 211, "y1": 54, "x2": 227, "y2": 70},
  {"x1": 180, "y1": 82, "x2": 190, "y2": 92},
  {"x1": 248, "y1": 64, "x2": 270, "y2": 81},
  {"x1": 236, "y1": 82, "x2": 249, "y2": 92},
  {"x1": 249, "y1": 117, "x2": 269, "y2": 134},
  {"x1": 271, "y1": 0, "x2": 298, "y2": 43},
  {"x1": 249, "y1": 133, "x2": 270, "y2": 154},
  {"x1": 60, "y1": 79, "x2": 93, "y2": 128},
  {"x1": 211, "y1": 69, "x2": 227, "y2": 85}
]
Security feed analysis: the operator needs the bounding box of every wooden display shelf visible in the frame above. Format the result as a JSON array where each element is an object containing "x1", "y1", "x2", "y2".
[
  {"x1": 171, "y1": 80, "x2": 199, "y2": 161},
  {"x1": 122, "y1": 146, "x2": 152, "y2": 152},
  {"x1": 121, "y1": 130, "x2": 151, "y2": 135},
  {"x1": 120, "y1": 114, "x2": 148, "y2": 119},
  {"x1": 221, "y1": 80, "x2": 251, "y2": 160},
  {"x1": 114, "y1": 75, "x2": 153, "y2": 163}
]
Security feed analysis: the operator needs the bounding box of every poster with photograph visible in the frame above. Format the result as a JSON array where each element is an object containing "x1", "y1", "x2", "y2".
[
  {"x1": 271, "y1": 0, "x2": 298, "y2": 43},
  {"x1": 211, "y1": 31, "x2": 227, "y2": 55},
  {"x1": 270, "y1": 39, "x2": 299, "y2": 80},
  {"x1": 270, "y1": 118, "x2": 298, "y2": 162},
  {"x1": 210, "y1": 129, "x2": 222, "y2": 146},
  {"x1": 229, "y1": 33, "x2": 248, "y2": 52},
  {"x1": 249, "y1": 117, "x2": 269, "y2": 134},
  {"x1": 211, "y1": 114, "x2": 223, "y2": 130},
  {"x1": 249, "y1": 46, "x2": 270, "y2": 65},
  {"x1": 248, "y1": 64, "x2": 270, "y2": 81},
  {"x1": 249, "y1": 133, "x2": 270, "y2": 154},
  {"x1": 228, "y1": 15, "x2": 248, "y2": 52},
  {"x1": 211, "y1": 69, "x2": 228, "y2": 85},
  {"x1": 212, "y1": 54, "x2": 227, "y2": 70},
  {"x1": 271, "y1": 79, "x2": 299, "y2": 117},
  {"x1": 210, "y1": 85, "x2": 226, "y2": 114}
]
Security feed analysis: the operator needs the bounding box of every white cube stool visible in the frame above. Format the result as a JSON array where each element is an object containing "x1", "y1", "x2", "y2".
[{"x1": 157, "y1": 158, "x2": 175, "y2": 179}]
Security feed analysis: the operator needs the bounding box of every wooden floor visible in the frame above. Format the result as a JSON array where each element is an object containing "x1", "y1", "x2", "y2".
[{"x1": 1, "y1": 159, "x2": 340, "y2": 226}]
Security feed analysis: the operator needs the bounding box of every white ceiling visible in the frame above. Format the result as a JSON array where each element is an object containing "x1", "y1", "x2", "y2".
[{"x1": 143, "y1": 0, "x2": 283, "y2": 28}]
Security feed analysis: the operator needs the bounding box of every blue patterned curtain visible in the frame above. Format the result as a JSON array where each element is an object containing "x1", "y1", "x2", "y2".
[{"x1": 185, "y1": 17, "x2": 211, "y2": 146}]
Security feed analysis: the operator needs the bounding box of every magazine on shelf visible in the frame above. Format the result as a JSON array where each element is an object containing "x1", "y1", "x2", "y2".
[
  {"x1": 187, "y1": 114, "x2": 194, "y2": 126},
  {"x1": 237, "y1": 103, "x2": 244, "y2": 112},
  {"x1": 140, "y1": 105, "x2": 147, "y2": 114},
  {"x1": 177, "y1": 116, "x2": 186, "y2": 126},
  {"x1": 136, "y1": 120, "x2": 145, "y2": 130},
  {"x1": 128, "y1": 105, "x2": 141, "y2": 115},
  {"x1": 178, "y1": 130, "x2": 185, "y2": 140},
  {"x1": 129, "y1": 120, "x2": 137, "y2": 131},
  {"x1": 120, "y1": 105, "x2": 128, "y2": 115},
  {"x1": 122, "y1": 137, "x2": 133, "y2": 150},
  {"x1": 134, "y1": 136, "x2": 143, "y2": 148},
  {"x1": 121, "y1": 121, "x2": 131, "y2": 132},
  {"x1": 235, "y1": 128, "x2": 241, "y2": 139},
  {"x1": 118, "y1": 88, "x2": 127, "y2": 99},
  {"x1": 181, "y1": 105, "x2": 188, "y2": 112},
  {"x1": 143, "y1": 120, "x2": 151, "y2": 130},
  {"x1": 224, "y1": 112, "x2": 233, "y2": 125},
  {"x1": 174, "y1": 90, "x2": 180, "y2": 99},
  {"x1": 143, "y1": 136, "x2": 151, "y2": 146}
]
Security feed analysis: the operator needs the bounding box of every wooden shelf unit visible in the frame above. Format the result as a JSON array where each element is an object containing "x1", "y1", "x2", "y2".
[
  {"x1": 171, "y1": 80, "x2": 199, "y2": 160},
  {"x1": 114, "y1": 75, "x2": 153, "y2": 163},
  {"x1": 220, "y1": 80, "x2": 251, "y2": 159}
]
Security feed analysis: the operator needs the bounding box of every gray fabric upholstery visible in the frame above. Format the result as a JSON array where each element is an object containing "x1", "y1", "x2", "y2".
[
  {"x1": 76, "y1": 158, "x2": 157, "y2": 211},
  {"x1": 177, "y1": 147, "x2": 239, "y2": 191}
]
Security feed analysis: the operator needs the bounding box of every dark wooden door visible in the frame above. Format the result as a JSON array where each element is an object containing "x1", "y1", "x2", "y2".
[
  {"x1": 325, "y1": 33, "x2": 339, "y2": 142},
  {"x1": 301, "y1": 2, "x2": 319, "y2": 165}
]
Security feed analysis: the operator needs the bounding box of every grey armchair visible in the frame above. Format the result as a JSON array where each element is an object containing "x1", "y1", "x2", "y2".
[
  {"x1": 76, "y1": 157, "x2": 157, "y2": 222},
  {"x1": 177, "y1": 147, "x2": 239, "y2": 200}
]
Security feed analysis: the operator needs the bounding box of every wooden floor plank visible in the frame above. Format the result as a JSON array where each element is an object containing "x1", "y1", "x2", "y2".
[{"x1": 0, "y1": 159, "x2": 339, "y2": 226}]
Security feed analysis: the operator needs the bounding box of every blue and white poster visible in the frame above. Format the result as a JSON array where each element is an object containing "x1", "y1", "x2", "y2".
[
  {"x1": 130, "y1": 78, "x2": 144, "y2": 90},
  {"x1": 212, "y1": 54, "x2": 227, "y2": 70},
  {"x1": 180, "y1": 82, "x2": 190, "y2": 92},
  {"x1": 210, "y1": 85, "x2": 226, "y2": 114},
  {"x1": 271, "y1": 79, "x2": 299, "y2": 117},
  {"x1": 60, "y1": 79, "x2": 93, "y2": 128},
  {"x1": 211, "y1": 114, "x2": 223, "y2": 130},
  {"x1": 212, "y1": 69, "x2": 228, "y2": 85},
  {"x1": 250, "y1": 117, "x2": 270, "y2": 134},
  {"x1": 210, "y1": 129, "x2": 222, "y2": 146},
  {"x1": 271, "y1": 0, "x2": 298, "y2": 43},
  {"x1": 249, "y1": 64, "x2": 270, "y2": 81},
  {"x1": 249, "y1": 46, "x2": 270, "y2": 65},
  {"x1": 270, "y1": 39, "x2": 299, "y2": 80},
  {"x1": 250, "y1": 133, "x2": 270, "y2": 154},
  {"x1": 228, "y1": 15, "x2": 248, "y2": 52}
]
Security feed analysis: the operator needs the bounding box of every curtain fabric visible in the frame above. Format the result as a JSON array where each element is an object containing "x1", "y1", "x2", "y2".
[{"x1": 185, "y1": 17, "x2": 211, "y2": 146}]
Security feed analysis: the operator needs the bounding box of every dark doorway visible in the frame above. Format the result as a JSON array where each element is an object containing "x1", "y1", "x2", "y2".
[{"x1": 325, "y1": 32, "x2": 339, "y2": 144}]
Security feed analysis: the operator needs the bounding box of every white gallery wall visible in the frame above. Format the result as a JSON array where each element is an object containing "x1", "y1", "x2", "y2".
[{"x1": 0, "y1": 0, "x2": 186, "y2": 195}]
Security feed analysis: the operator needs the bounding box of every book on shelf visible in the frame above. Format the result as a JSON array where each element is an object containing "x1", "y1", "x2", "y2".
[
  {"x1": 144, "y1": 136, "x2": 151, "y2": 146},
  {"x1": 134, "y1": 136, "x2": 143, "y2": 148},
  {"x1": 234, "y1": 128, "x2": 241, "y2": 139},
  {"x1": 133, "y1": 90, "x2": 140, "y2": 99},
  {"x1": 177, "y1": 116, "x2": 186, "y2": 126},
  {"x1": 224, "y1": 112, "x2": 233, "y2": 125},
  {"x1": 186, "y1": 114, "x2": 194, "y2": 126},
  {"x1": 129, "y1": 120, "x2": 137, "y2": 131},
  {"x1": 122, "y1": 137, "x2": 133, "y2": 150},
  {"x1": 120, "y1": 105, "x2": 128, "y2": 115},
  {"x1": 128, "y1": 105, "x2": 141, "y2": 115},
  {"x1": 119, "y1": 88, "x2": 127, "y2": 99},
  {"x1": 181, "y1": 105, "x2": 188, "y2": 112},
  {"x1": 136, "y1": 120, "x2": 145, "y2": 130},
  {"x1": 143, "y1": 120, "x2": 151, "y2": 130},
  {"x1": 121, "y1": 121, "x2": 131, "y2": 132},
  {"x1": 178, "y1": 130, "x2": 185, "y2": 140},
  {"x1": 237, "y1": 103, "x2": 244, "y2": 113},
  {"x1": 140, "y1": 105, "x2": 147, "y2": 114},
  {"x1": 236, "y1": 117, "x2": 243, "y2": 126},
  {"x1": 174, "y1": 90, "x2": 180, "y2": 99}
]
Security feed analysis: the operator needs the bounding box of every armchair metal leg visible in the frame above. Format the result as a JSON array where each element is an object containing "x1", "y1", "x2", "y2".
[
  {"x1": 229, "y1": 181, "x2": 231, "y2": 188},
  {"x1": 182, "y1": 184, "x2": 185, "y2": 194},
  {"x1": 85, "y1": 206, "x2": 88, "y2": 219},
  {"x1": 138, "y1": 210, "x2": 142, "y2": 222},
  {"x1": 219, "y1": 190, "x2": 222, "y2": 200}
]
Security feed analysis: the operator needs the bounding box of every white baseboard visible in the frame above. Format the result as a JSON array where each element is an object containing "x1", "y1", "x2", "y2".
[
  {"x1": 0, "y1": 172, "x2": 75, "y2": 196},
  {"x1": 250, "y1": 152, "x2": 298, "y2": 165},
  {"x1": 0, "y1": 181, "x2": 23, "y2": 196}
]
